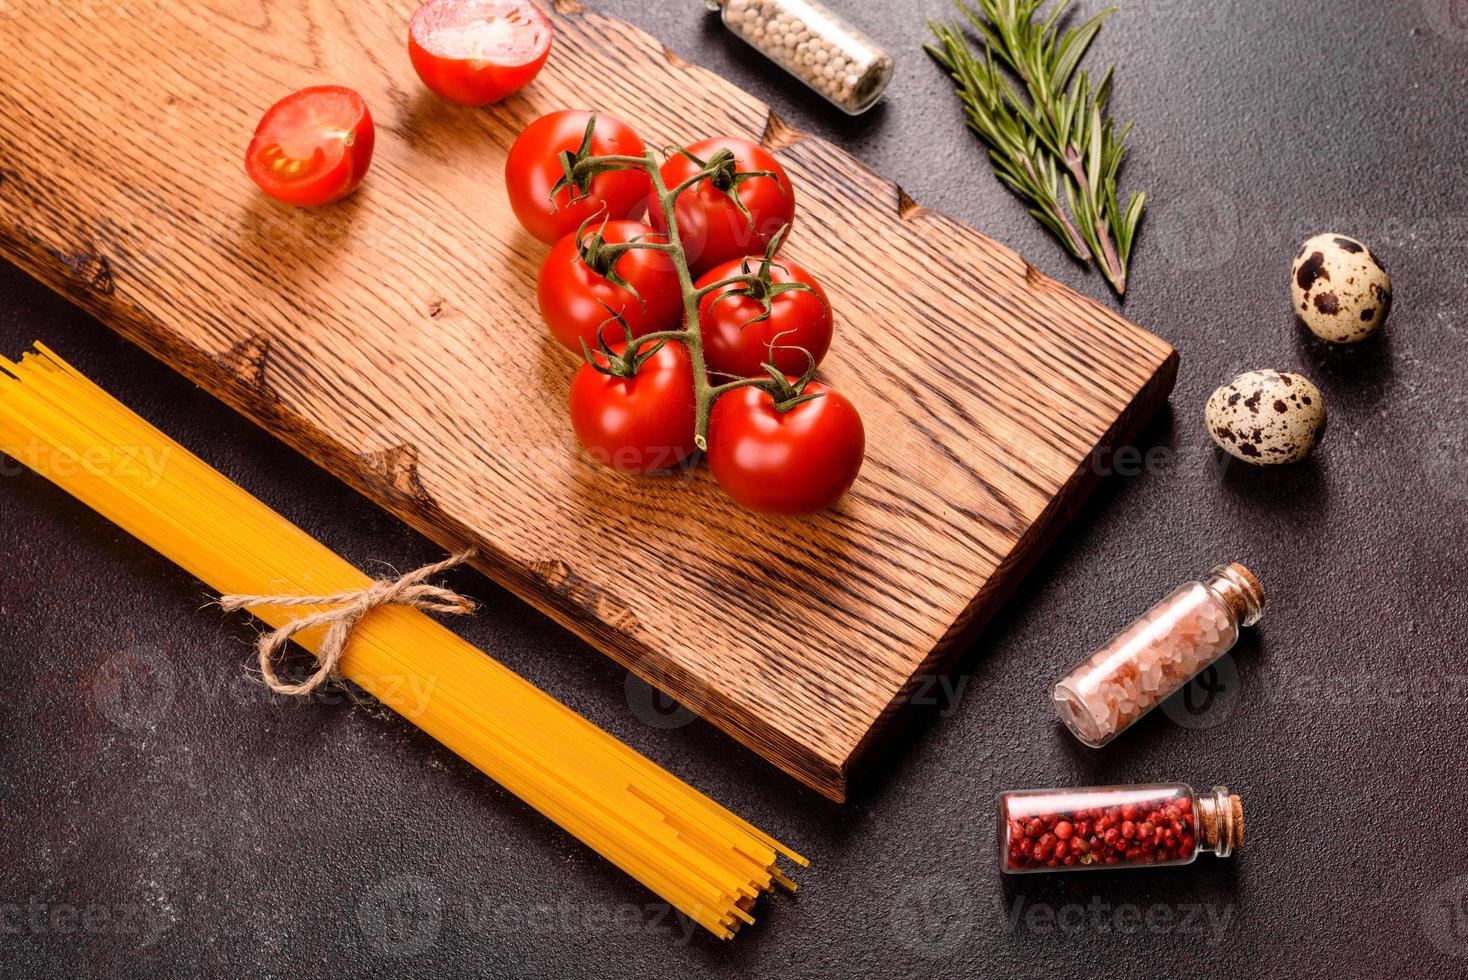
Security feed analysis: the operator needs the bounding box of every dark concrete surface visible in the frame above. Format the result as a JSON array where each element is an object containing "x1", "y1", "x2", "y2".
[{"x1": 2, "y1": 1, "x2": 1466, "y2": 977}]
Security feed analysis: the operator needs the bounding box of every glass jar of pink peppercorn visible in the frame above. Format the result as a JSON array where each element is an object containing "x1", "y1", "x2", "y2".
[
  {"x1": 1052, "y1": 563, "x2": 1265, "y2": 748},
  {"x1": 999, "y1": 783, "x2": 1243, "y2": 874}
]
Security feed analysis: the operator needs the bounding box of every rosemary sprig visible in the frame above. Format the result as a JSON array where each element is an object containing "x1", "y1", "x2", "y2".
[{"x1": 927, "y1": 0, "x2": 1146, "y2": 295}]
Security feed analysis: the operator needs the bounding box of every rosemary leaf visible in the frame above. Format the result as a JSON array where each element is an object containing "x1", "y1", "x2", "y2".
[{"x1": 928, "y1": 0, "x2": 1146, "y2": 295}]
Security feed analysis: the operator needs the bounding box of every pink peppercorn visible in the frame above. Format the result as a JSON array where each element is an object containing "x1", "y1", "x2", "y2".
[{"x1": 999, "y1": 784, "x2": 1244, "y2": 874}]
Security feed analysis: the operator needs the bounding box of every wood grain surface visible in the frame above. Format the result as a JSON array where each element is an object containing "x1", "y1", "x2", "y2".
[{"x1": 0, "y1": 0, "x2": 1175, "y2": 800}]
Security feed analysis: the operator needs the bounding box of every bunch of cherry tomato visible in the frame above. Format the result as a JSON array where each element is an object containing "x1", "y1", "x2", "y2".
[
  {"x1": 506, "y1": 109, "x2": 864, "y2": 514},
  {"x1": 240, "y1": 0, "x2": 863, "y2": 515}
]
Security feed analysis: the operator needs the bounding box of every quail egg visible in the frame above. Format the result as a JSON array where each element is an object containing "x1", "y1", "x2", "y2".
[
  {"x1": 1205, "y1": 370, "x2": 1326, "y2": 465},
  {"x1": 1291, "y1": 233, "x2": 1392, "y2": 343}
]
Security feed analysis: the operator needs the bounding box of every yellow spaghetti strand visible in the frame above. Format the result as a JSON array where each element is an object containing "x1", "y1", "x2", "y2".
[{"x1": 0, "y1": 344, "x2": 803, "y2": 939}]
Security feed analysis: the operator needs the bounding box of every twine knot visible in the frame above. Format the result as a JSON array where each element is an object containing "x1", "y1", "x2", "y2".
[{"x1": 219, "y1": 550, "x2": 476, "y2": 696}]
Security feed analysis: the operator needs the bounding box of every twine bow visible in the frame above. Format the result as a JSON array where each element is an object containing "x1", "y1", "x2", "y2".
[{"x1": 219, "y1": 550, "x2": 476, "y2": 695}]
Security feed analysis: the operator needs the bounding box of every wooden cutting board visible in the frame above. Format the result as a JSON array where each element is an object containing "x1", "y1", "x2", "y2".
[{"x1": 0, "y1": 0, "x2": 1175, "y2": 801}]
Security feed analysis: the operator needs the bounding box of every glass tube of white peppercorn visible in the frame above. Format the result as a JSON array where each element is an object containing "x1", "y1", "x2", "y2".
[
  {"x1": 706, "y1": 0, "x2": 895, "y2": 115},
  {"x1": 999, "y1": 783, "x2": 1243, "y2": 873}
]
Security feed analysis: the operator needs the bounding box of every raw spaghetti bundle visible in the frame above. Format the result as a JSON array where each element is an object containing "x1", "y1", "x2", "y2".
[{"x1": 0, "y1": 344, "x2": 803, "y2": 939}]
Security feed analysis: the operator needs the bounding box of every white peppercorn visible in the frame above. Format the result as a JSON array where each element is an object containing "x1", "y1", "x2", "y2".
[{"x1": 706, "y1": 0, "x2": 894, "y2": 115}]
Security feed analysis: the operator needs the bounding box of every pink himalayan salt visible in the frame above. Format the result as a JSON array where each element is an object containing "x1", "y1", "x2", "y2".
[{"x1": 1052, "y1": 564, "x2": 1264, "y2": 747}]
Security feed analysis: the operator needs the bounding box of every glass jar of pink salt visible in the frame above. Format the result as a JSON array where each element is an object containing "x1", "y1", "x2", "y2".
[
  {"x1": 1052, "y1": 563, "x2": 1264, "y2": 748},
  {"x1": 999, "y1": 783, "x2": 1243, "y2": 873}
]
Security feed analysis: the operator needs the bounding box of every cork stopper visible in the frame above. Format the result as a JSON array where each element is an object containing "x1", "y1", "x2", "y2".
[
  {"x1": 1197, "y1": 788, "x2": 1244, "y2": 857},
  {"x1": 1205, "y1": 563, "x2": 1265, "y2": 627}
]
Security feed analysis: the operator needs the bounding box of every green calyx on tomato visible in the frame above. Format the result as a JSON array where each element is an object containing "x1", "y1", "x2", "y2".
[
  {"x1": 579, "y1": 313, "x2": 671, "y2": 380},
  {"x1": 753, "y1": 351, "x2": 824, "y2": 413},
  {"x1": 696, "y1": 225, "x2": 833, "y2": 379},
  {"x1": 672, "y1": 144, "x2": 778, "y2": 238},
  {"x1": 570, "y1": 212, "x2": 671, "y2": 311},
  {"x1": 708, "y1": 225, "x2": 821, "y2": 327},
  {"x1": 649, "y1": 137, "x2": 796, "y2": 275},
  {"x1": 537, "y1": 218, "x2": 682, "y2": 353},
  {"x1": 506, "y1": 110, "x2": 650, "y2": 245},
  {"x1": 549, "y1": 114, "x2": 645, "y2": 211}
]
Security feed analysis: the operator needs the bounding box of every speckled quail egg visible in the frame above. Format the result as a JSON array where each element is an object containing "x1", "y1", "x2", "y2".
[
  {"x1": 1291, "y1": 233, "x2": 1392, "y2": 343},
  {"x1": 1205, "y1": 370, "x2": 1326, "y2": 465}
]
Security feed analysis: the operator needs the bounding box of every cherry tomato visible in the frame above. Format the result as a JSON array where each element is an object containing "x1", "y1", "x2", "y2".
[
  {"x1": 707, "y1": 382, "x2": 864, "y2": 515},
  {"x1": 538, "y1": 221, "x2": 683, "y2": 353},
  {"x1": 245, "y1": 86, "x2": 375, "y2": 207},
  {"x1": 408, "y1": 0, "x2": 553, "y2": 106},
  {"x1": 506, "y1": 110, "x2": 650, "y2": 244},
  {"x1": 648, "y1": 137, "x2": 795, "y2": 274},
  {"x1": 569, "y1": 340, "x2": 698, "y2": 473},
  {"x1": 696, "y1": 256, "x2": 832, "y2": 378}
]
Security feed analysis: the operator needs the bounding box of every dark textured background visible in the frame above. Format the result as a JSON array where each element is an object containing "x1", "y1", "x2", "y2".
[{"x1": 2, "y1": 0, "x2": 1466, "y2": 976}]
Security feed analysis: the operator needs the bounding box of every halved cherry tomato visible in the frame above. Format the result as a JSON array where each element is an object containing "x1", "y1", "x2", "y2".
[
  {"x1": 648, "y1": 137, "x2": 795, "y2": 275},
  {"x1": 707, "y1": 381, "x2": 864, "y2": 514},
  {"x1": 538, "y1": 221, "x2": 682, "y2": 353},
  {"x1": 569, "y1": 340, "x2": 698, "y2": 473},
  {"x1": 506, "y1": 110, "x2": 650, "y2": 244},
  {"x1": 696, "y1": 256, "x2": 832, "y2": 378},
  {"x1": 245, "y1": 86, "x2": 375, "y2": 207},
  {"x1": 409, "y1": 0, "x2": 553, "y2": 106}
]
